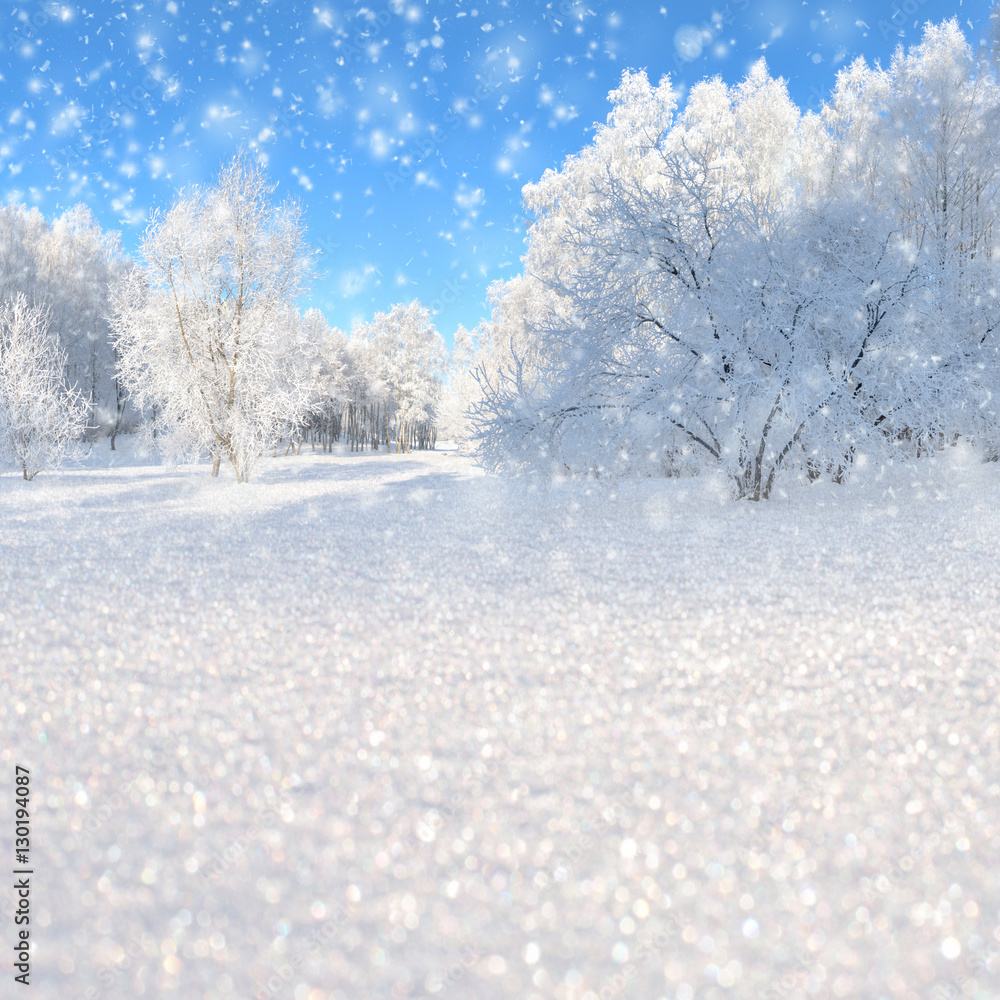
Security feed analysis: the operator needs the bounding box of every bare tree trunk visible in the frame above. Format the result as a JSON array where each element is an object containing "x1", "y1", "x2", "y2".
[{"x1": 88, "y1": 340, "x2": 99, "y2": 443}]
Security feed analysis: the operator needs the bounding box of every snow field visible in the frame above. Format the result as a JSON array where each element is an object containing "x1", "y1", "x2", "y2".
[{"x1": 1, "y1": 446, "x2": 999, "y2": 999}]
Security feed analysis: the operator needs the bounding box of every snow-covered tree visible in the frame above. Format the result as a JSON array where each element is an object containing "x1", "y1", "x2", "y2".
[
  {"x1": 820, "y1": 23, "x2": 1000, "y2": 458},
  {"x1": 35, "y1": 206, "x2": 131, "y2": 441},
  {"x1": 349, "y1": 300, "x2": 444, "y2": 453},
  {"x1": 340, "y1": 333, "x2": 383, "y2": 452},
  {"x1": 437, "y1": 323, "x2": 479, "y2": 451},
  {"x1": 474, "y1": 21, "x2": 1000, "y2": 495},
  {"x1": 983, "y1": 2, "x2": 1000, "y2": 81},
  {"x1": 0, "y1": 204, "x2": 127, "y2": 444},
  {"x1": 0, "y1": 294, "x2": 86, "y2": 480},
  {"x1": 110, "y1": 151, "x2": 312, "y2": 482},
  {"x1": 295, "y1": 308, "x2": 350, "y2": 454}
]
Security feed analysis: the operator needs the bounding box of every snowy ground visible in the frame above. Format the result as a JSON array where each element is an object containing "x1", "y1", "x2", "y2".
[{"x1": 2, "y1": 442, "x2": 999, "y2": 1000}]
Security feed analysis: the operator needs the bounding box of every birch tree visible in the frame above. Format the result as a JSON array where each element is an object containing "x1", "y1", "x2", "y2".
[
  {"x1": 110, "y1": 151, "x2": 311, "y2": 482},
  {"x1": 349, "y1": 300, "x2": 444, "y2": 453},
  {"x1": 437, "y1": 323, "x2": 479, "y2": 451},
  {"x1": 0, "y1": 294, "x2": 86, "y2": 480}
]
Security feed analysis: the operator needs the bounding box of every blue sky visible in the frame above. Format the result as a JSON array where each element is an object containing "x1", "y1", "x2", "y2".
[{"x1": 0, "y1": 0, "x2": 992, "y2": 344}]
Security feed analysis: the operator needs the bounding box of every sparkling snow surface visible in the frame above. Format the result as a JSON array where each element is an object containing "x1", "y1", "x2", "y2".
[{"x1": 2, "y1": 447, "x2": 999, "y2": 1000}]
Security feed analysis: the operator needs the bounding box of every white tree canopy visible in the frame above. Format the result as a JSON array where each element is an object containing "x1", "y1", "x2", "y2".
[
  {"x1": 0, "y1": 203, "x2": 127, "y2": 441},
  {"x1": 349, "y1": 300, "x2": 445, "y2": 453},
  {"x1": 0, "y1": 293, "x2": 86, "y2": 480},
  {"x1": 110, "y1": 151, "x2": 312, "y2": 482},
  {"x1": 472, "y1": 20, "x2": 1000, "y2": 497}
]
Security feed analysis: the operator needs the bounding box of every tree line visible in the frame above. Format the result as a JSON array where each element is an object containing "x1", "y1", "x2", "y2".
[
  {"x1": 0, "y1": 152, "x2": 450, "y2": 482},
  {"x1": 4, "y1": 21, "x2": 1000, "y2": 497}
]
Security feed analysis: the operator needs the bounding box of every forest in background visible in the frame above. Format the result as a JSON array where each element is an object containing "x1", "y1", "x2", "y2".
[{"x1": 1, "y1": 21, "x2": 998, "y2": 497}]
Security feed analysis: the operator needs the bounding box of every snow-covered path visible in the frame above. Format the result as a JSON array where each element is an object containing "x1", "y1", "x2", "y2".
[{"x1": 2, "y1": 449, "x2": 999, "y2": 1000}]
